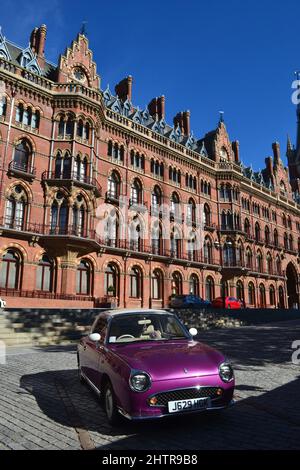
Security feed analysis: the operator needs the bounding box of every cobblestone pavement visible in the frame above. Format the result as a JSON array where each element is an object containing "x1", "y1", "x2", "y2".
[{"x1": 1, "y1": 320, "x2": 300, "y2": 450}]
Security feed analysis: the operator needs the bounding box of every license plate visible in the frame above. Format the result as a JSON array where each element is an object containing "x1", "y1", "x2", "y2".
[{"x1": 168, "y1": 397, "x2": 210, "y2": 413}]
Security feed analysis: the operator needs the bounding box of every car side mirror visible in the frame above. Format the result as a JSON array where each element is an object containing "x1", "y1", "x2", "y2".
[
  {"x1": 89, "y1": 333, "x2": 101, "y2": 342},
  {"x1": 189, "y1": 328, "x2": 198, "y2": 337}
]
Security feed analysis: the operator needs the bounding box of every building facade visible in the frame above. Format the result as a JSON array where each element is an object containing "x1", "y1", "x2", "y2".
[{"x1": 0, "y1": 25, "x2": 300, "y2": 308}]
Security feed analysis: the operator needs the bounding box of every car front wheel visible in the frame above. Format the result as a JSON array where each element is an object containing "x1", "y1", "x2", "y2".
[{"x1": 104, "y1": 382, "x2": 119, "y2": 425}]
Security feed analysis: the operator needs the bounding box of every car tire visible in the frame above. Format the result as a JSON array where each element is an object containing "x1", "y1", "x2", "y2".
[{"x1": 104, "y1": 381, "x2": 119, "y2": 425}]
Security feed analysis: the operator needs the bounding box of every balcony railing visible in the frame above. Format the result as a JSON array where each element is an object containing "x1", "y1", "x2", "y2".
[
  {"x1": 0, "y1": 287, "x2": 94, "y2": 301},
  {"x1": 8, "y1": 160, "x2": 36, "y2": 178},
  {"x1": 42, "y1": 171, "x2": 101, "y2": 196}
]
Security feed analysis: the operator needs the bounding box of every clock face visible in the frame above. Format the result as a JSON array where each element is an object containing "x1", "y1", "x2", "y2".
[{"x1": 73, "y1": 68, "x2": 86, "y2": 83}]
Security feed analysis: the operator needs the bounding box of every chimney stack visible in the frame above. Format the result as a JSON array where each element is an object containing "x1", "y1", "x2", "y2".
[
  {"x1": 30, "y1": 27, "x2": 38, "y2": 53},
  {"x1": 37, "y1": 24, "x2": 47, "y2": 57},
  {"x1": 173, "y1": 110, "x2": 190, "y2": 136},
  {"x1": 232, "y1": 140, "x2": 240, "y2": 162},
  {"x1": 148, "y1": 96, "x2": 165, "y2": 120},
  {"x1": 115, "y1": 75, "x2": 133, "y2": 102},
  {"x1": 272, "y1": 142, "x2": 281, "y2": 165},
  {"x1": 265, "y1": 156, "x2": 273, "y2": 176}
]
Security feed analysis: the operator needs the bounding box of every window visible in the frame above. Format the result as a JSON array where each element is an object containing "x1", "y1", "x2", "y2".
[
  {"x1": 152, "y1": 269, "x2": 163, "y2": 299},
  {"x1": 130, "y1": 179, "x2": 143, "y2": 205},
  {"x1": 259, "y1": 284, "x2": 266, "y2": 308},
  {"x1": 14, "y1": 140, "x2": 31, "y2": 172},
  {"x1": 0, "y1": 96, "x2": 7, "y2": 117},
  {"x1": 189, "y1": 274, "x2": 199, "y2": 296},
  {"x1": 172, "y1": 271, "x2": 183, "y2": 295},
  {"x1": 265, "y1": 226, "x2": 270, "y2": 245},
  {"x1": 151, "y1": 186, "x2": 162, "y2": 214},
  {"x1": 170, "y1": 192, "x2": 181, "y2": 220},
  {"x1": 274, "y1": 229, "x2": 278, "y2": 247},
  {"x1": 4, "y1": 185, "x2": 27, "y2": 230},
  {"x1": 50, "y1": 193, "x2": 69, "y2": 235},
  {"x1": 130, "y1": 266, "x2": 142, "y2": 298},
  {"x1": 76, "y1": 260, "x2": 91, "y2": 295},
  {"x1": 236, "y1": 281, "x2": 244, "y2": 303},
  {"x1": 108, "y1": 172, "x2": 120, "y2": 199},
  {"x1": 0, "y1": 250, "x2": 21, "y2": 290},
  {"x1": 266, "y1": 253, "x2": 273, "y2": 274},
  {"x1": 203, "y1": 204, "x2": 211, "y2": 226},
  {"x1": 246, "y1": 247, "x2": 253, "y2": 269},
  {"x1": 256, "y1": 251, "x2": 263, "y2": 273},
  {"x1": 36, "y1": 255, "x2": 54, "y2": 292},
  {"x1": 105, "y1": 263, "x2": 119, "y2": 298},
  {"x1": 276, "y1": 255, "x2": 282, "y2": 275},
  {"x1": 151, "y1": 222, "x2": 162, "y2": 255},
  {"x1": 16, "y1": 104, "x2": 23, "y2": 122},
  {"x1": 269, "y1": 285, "x2": 276, "y2": 306},
  {"x1": 248, "y1": 282, "x2": 255, "y2": 306},
  {"x1": 72, "y1": 195, "x2": 86, "y2": 237},
  {"x1": 203, "y1": 236, "x2": 212, "y2": 263},
  {"x1": 205, "y1": 276, "x2": 215, "y2": 301},
  {"x1": 255, "y1": 223, "x2": 260, "y2": 242},
  {"x1": 223, "y1": 240, "x2": 234, "y2": 266},
  {"x1": 170, "y1": 228, "x2": 181, "y2": 258}
]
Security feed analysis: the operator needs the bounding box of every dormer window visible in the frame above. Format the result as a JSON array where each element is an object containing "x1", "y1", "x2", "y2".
[{"x1": 220, "y1": 147, "x2": 229, "y2": 161}]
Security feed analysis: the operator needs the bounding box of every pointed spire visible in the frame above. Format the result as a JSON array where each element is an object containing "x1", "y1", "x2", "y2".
[
  {"x1": 80, "y1": 21, "x2": 88, "y2": 36},
  {"x1": 219, "y1": 110, "x2": 224, "y2": 124},
  {"x1": 287, "y1": 134, "x2": 293, "y2": 152}
]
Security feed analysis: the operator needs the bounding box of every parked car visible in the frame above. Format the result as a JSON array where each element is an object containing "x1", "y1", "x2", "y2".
[
  {"x1": 170, "y1": 294, "x2": 211, "y2": 308},
  {"x1": 0, "y1": 298, "x2": 6, "y2": 308},
  {"x1": 77, "y1": 309, "x2": 235, "y2": 424},
  {"x1": 212, "y1": 296, "x2": 244, "y2": 309}
]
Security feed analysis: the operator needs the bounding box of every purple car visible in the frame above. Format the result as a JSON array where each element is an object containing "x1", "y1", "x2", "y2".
[{"x1": 77, "y1": 309, "x2": 235, "y2": 424}]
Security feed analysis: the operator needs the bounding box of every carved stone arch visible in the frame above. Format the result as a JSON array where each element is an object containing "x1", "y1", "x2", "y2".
[
  {"x1": 13, "y1": 134, "x2": 36, "y2": 152},
  {"x1": 127, "y1": 261, "x2": 146, "y2": 275},
  {"x1": 152, "y1": 265, "x2": 167, "y2": 277},
  {"x1": 170, "y1": 267, "x2": 186, "y2": 281},
  {"x1": 101, "y1": 257, "x2": 123, "y2": 274},
  {"x1": 150, "y1": 181, "x2": 164, "y2": 194},
  {"x1": 54, "y1": 111, "x2": 66, "y2": 121},
  {"x1": 0, "y1": 243, "x2": 28, "y2": 262},
  {"x1": 69, "y1": 189, "x2": 90, "y2": 209},
  {"x1": 5, "y1": 180, "x2": 33, "y2": 203},
  {"x1": 130, "y1": 175, "x2": 144, "y2": 190}
]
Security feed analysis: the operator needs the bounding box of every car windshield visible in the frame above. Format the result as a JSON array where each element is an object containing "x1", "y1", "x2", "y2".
[{"x1": 108, "y1": 313, "x2": 189, "y2": 344}]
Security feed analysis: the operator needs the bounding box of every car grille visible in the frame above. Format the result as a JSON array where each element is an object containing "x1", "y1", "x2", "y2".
[{"x1": 149, "y1": 387, "x2": 222, "y2": 407}]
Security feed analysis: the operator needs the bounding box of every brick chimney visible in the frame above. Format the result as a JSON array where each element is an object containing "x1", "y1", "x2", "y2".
[
  {"x1": 173, "y1": 110, "x2": 190, "y2": 136},
  {"x1": 232, "y1": 140, "x2": 240, "y2": 162},
  {"x1": 115, "y1": 75, "x2": 133, "y2": 102},
  {"x1": 37, "y1": 24, "x2": 47, "y2": 58},
  {"x1": 30, "y1": 27, "x2": 39, "y2": 53},
  {"x1": 30, "y1": 25, "x2": 47, "y2": 68},
  {"x1": 272, "y1": 142, "x2": 281, "y2": 165},
  {"x1": 148, "y1": 96, "x2": 165, "y2": 120},
  {"x1": 265, "y1": 156, "x2": 273, "y2": 176}
]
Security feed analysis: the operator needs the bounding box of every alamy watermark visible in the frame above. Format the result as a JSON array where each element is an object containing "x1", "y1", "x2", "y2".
[
  {"x1": 0, "y1": 340, "x2": 6, "y2": 365},
  {"x1": 291, "y1": 340, "x2": 300, "y2": 365}
]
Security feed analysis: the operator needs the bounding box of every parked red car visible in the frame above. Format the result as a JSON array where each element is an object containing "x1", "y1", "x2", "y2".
[{"x1": 212, "y1": 296, "x2": 244, "y2": 309}]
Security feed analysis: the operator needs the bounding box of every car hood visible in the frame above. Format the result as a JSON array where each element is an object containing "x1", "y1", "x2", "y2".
[{"x1": 110, "y1": 340, "x2": 224, "y2": 381}]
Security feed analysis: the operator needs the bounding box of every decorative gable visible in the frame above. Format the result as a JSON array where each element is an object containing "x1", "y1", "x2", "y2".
[
  {"x1": 18, "y1": 46, "x2": 42, "y2": 75},
  {"x1": 58, "y1": 33, "x2": 100, "y2": 89},
  {"x1": 0, "y1": 31, "x2": 11, "y2": 61}
]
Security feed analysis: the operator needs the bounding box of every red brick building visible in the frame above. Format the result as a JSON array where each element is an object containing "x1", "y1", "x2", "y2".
[{"x1": 0, "y1": 24, "x2": 300, "y2": 309}]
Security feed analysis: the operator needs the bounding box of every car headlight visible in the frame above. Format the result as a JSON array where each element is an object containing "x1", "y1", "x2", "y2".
[
  {"x1": 129, "y1": 371, "x2": 151, "y2": 392},
  {"x1": 219, "y1": 362, "x2": 234, "y2": 383}
]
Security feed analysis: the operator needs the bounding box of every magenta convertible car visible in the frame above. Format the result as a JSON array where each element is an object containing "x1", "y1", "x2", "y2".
[{"x1": 77, "y1": 309, "x2": 235, "y2": 424}]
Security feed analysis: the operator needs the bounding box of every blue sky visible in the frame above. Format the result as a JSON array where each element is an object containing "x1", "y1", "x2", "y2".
[{"x1": 1, "y1": 0, "x2": 300, "y2": 169}]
